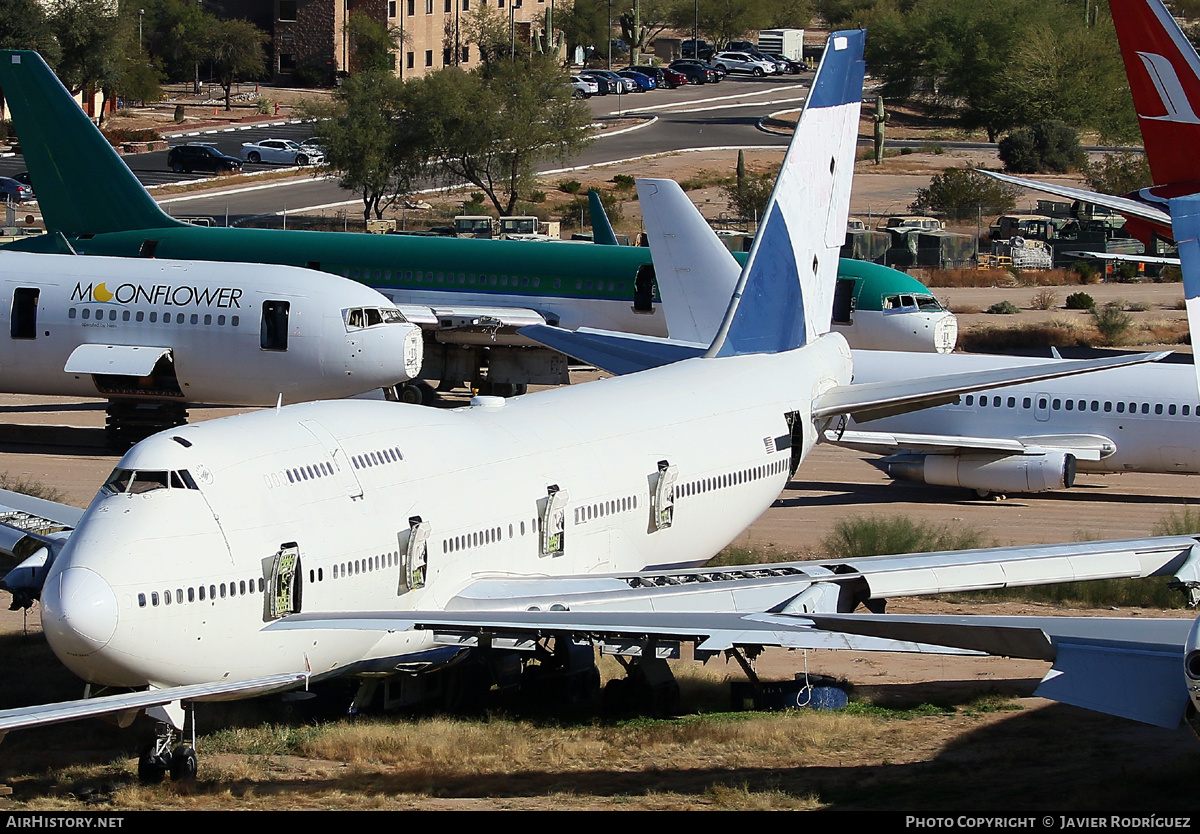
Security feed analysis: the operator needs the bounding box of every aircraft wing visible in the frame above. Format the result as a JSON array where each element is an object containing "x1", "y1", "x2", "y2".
[
  {"x1": 0, "y1": 488, "x2": 84, "y2": 608},
  {"x1": 267, "y1": 533, "x2": 1200, "y2": 635},
  {"x1": 0, "y1": 673, "x2": 308, "y2": 739},
  {"x1": 826, "y1": 429, "x2": 1116, "y2": 461},
  {"x1": 813, "y1": 350, "x2": 1170, "y2": 423},
  {"x1": 980, "y1": 170, "x2": 1173, "y2": 227},
  {"x1": 1058, "y1": 251, "x2": 1179, "y2": 266}
]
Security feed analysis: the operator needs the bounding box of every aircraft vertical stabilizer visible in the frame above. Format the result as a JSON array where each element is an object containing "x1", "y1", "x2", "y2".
[
  {"x1": 1110, "y1": 0, "x2": 1200, "y2": 189},
  {"x1": 0, "y1": 51, "x2": 181, "y2": 237},
  {"x1": 636, "y1": 178, "x2": 741, "y2": 343},
  {"x1": 587, "y1": 190, "x2": 620, "y2": 246},
  {"x1": 707, "y1": 30, "x2": 865, "y2": 357},
  {"x1": 1169, "y1": 194, "x2": 1200, "y2": 397}
]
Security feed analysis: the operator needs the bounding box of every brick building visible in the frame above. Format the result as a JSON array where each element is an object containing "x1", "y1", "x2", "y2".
[{"x1": 269, "y1": 0, "x2": 551, "y2": 85}]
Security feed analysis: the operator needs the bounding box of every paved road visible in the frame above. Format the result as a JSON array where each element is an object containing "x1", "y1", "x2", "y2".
[{"x1": 0, "y1": 73, "x2": 807, "y2": 224}]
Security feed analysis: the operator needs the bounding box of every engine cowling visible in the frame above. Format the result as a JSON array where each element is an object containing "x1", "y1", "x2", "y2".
[
  {"x1": 882, "y1": 451, "x2": 1077, "y2": 494},
  {"x1": 1185, "y1": 618, "x2": 1200, "y2": 741}
]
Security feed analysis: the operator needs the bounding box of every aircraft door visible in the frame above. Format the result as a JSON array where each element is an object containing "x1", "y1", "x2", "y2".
[
  {"x1": 264, "y1": 542, "x2": 302, "y2": 620},
  {"x1": 651, "y1": 460, "x2": 678, "y2": 531},
  {"x1": 10, "y1": 288, "x2": 39, "y2": 340},
  {"x1": 1034, "y1": 394, "x2": 1050, "y2": 422},
  {"x1": 538, "y1": 485, "x2": 569, "y2": 558},
  {"x1": 260, "y1": 300, "x2": 290, "y2": 351},
  {"x1": 633, "y1": 265, "x2": 656, "y2": 313},
  {"x1": 399, "y1": 516, "x2": 431, "y2": 593}
]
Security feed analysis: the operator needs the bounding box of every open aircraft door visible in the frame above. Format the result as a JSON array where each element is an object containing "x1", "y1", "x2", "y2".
[
  {"x1": 399, "y1": 516, "x2": 431, "y2": 593},
  {"x1": 651, "y1": 460, "x2": 678, "y2": 531}
]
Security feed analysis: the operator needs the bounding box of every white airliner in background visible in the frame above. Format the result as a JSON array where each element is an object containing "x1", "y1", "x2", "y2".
[
  {"x1": 0, "y1": 33, "x2": 1191, "y2": 784},
  {"x1": 0, "y1": 251, "x2": 423, "y2": 448}
]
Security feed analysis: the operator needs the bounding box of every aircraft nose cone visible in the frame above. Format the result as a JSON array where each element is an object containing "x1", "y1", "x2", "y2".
[{"x1": 41, "y1": 567, "x2": 118, "y2": 657}]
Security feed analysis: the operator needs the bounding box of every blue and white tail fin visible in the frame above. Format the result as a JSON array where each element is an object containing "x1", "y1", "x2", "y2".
[
  {"x1": 1168, "y1": 195, "x2": 1200, "y2": 398},
  {"x1": 706, "y1": 30, "x2": 865, "y2": 357},
  {"x1": 636, "y1": 178, "x2": 741, "y2": 343}
]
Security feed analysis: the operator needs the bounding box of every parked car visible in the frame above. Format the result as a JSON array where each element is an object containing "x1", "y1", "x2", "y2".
[
  {"x1": 0, "y1": 177, "x2": 33, "y2": 203},
  {"x1": 568, "y1": 75, "x2": 598, "y2": 98},
  {"x1": 681, "y1": 39, "x2": 714, "y2": 60},
  {"x1": 712, "y1": 51, "x2": 777, "y2": 77},
  {"x1": 580, "y1": 70, "x2": 633, "y2": 94},
  {"x1": 670, "y1": 59, "x2": 724, "y2": 83},
  {"x1": 10, "y1": 171, "x2": 33, "y2": 198},
  {"x1": 166, "y1": 143, "x2": 244, "y2": 174},
  {"x1": 240, "y1": 138, "x2": 324, "y2": 166},
  {"x1": 624, "y1": 65, "x2": 686, "y2": 89},
  {"x1": 767, "y1": 53, "x2": 804, "y2": 74},
  {"x1": 616, "y1": 69, "x2": 656, "y2": 91}
]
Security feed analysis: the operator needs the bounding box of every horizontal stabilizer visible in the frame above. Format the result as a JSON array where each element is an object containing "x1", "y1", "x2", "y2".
[
  {"x1": 519, "y1": 325, "x2": 704, "y2": 374},
  {"x1": 827, "y1": 429, "x2": 1114, "y2": 461},
  {"x1": 814, "y1": 350, "x2": 1171, "y2": 423},
  {"x1": 0, "y1": 673, "x2": 308, "y2": 736},
  {"x1": 980, "y1": 170, "x2": 1173, "y2": 227}
]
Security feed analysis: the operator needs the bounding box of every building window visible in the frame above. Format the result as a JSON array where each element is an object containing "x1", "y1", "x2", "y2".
[
  {"x1": 389, "y1": 0, "x2": 397, "y2": 15},
  {"x1": 425, "y1": 50, "x2": 433, "y2": 66},
  {"x1": 443, "y1": 47, "x2": 451, "y2": 65},
  {"x1": 279, "y1": 53, "x2": 296, "y2": 71},
  {"x1": 444, "y1": 0, "x2": 451, "y2": 10},
  {"x1": 407, "y1": 51, "x2": 414, "y2": 68},
  {"x1": 461, "y1": 45, "x2": 470, "y2": 62},
  {"x1": 426, "y1": 0, "x2": 433, "y2": 12},
  {"x1": 407, "y1": 0, "x2": 414, "y2": 14},
  {"x1": 278, "y1": 0, "x2": 297, "y2": 21},
  {"x1": 462, "y1": 0, "x2": 469, "y2": 8}
]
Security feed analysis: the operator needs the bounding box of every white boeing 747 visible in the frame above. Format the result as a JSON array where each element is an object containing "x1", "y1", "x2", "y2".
[{"x1": 0, "y1": 33, "x2": 1193, "y2": 782}]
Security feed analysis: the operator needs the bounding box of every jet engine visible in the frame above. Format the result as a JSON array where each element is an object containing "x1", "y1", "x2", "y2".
[
  {"x1": 881, "y1": 451, "x2": 1077, "y2": 494},
  {"x1": 1186, "y1": 617, "x2": 1200, "y2": 741}
]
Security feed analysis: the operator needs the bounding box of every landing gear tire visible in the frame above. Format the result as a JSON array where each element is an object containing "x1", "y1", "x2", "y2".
[
  {"x1": 137, "y1": 747, "x2": 169, "y2": 785},
  {"x1": 486, "y1": 382, "x2": 527, "y2": 398},
  {"x1": 399, "y1": 381, "x2": 437, "y2": 405},
  {"x1": 169, "y1": 745, "x2": 198, "y2": 781}
]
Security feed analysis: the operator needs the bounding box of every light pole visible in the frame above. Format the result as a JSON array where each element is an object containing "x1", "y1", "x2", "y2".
[
  {"x1": 693, "y1": 0, "x2": 698, "y2": 60},
  {"x1": 510, "y1": 0, "x2": 523, "y2": 60},
  {"x1": 607, "y1": 0, "x2": 612, "y2": 69},
  {"x1": 139, "y1": 9, "x2": 144, "y2": 51}
]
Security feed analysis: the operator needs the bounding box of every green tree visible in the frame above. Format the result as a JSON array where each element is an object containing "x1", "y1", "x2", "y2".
[
  {"x1": 310, "y1": 71, "x2": 423, "y2": 221},
  {"x1": 407, "y1": 57, "x2": 593, "y2": 215},
  {"x1": 48, "y1": 0, "x2": 125, "y2": 124},
  {"x1": 203, "y1": 17, "x2": 268, "y2": 111},
  {"x1": 346, "y1": 9, "x2": 402, "y2": 73},
  {"x1": 0, "y1": 0, "x2": 59, "y2": 58},
  {"x1": 909, "y1": 166, "x2": 1019, "y2": 221},
  {"x1": 560, "y1": 0, "x2": 611, "y2": 58},
  {"x1": 998, "y1": 119, "x2": 1085, "y2": 174},
  {"x1": 1085, "y1": 152, "x2": 1153, "y2": 195},
  {"x1": 669, "y1": 0, "x2": 774, "y2": 48},
  {"x1": 137, "y1": 0, "x2": 213, "y2": 89}
]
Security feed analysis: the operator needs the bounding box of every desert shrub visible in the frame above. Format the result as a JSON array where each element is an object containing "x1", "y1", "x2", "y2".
[
  {"x1": 822, "y1": 515, "x2": 992, "y2": 560},
  {"x1": 559, "y1": 190, "x2": 621, "y2": 229},
  {"x1": 1072, "y1": 261, "x2": 1101, "y2": 284},
  {"x1": 557, "y1": 179, "x2": 582, "y2": 194},
  {"x1": 960, "y1": 322, "x2": 1088, "y2": 351},
  {"x1": 0, "y1": 472, "x2": 66, "y2": 503},
  {"x1": 1114, "y1": 261, "x2": 1142, "y2": 282},
  {"x1": 986, "y1": 300, "x2": 1020, "y2": 314},
  {"x1": 998, "y1": 120, "x2": 1085, "y2": 173},
  {"x1": 1158, "y1": 265, "x2": 1182, "y2": 283},
  {"x1": 1064, "y1": 292, "x2": 1095, "y2": 310},
  {"x1": 722, "y1": 174, "x2": 774, "y2": 223},
  {"x1": 1029, "y1": 289, "x2": 1057, "y2": 310},
  {"x1": 611, "y1": 174, "x2": 635, "y2": 189},
  {"x1": 1092, "y1": 301, "x2": 1133, "y2": 344},
  {"x1": 1127, "y1": 300, "x2": 1151, "y2": 312},
  {"x1": 173, "y1": 104, "x2": 185, "y2": 123},
  {"x1": 1152, "y1": 506, "x2": 1200, "y2": 535},
  {"x1": 527, "y1": 190, "x2": 546, "y2": 203},
  {"x1": 1085, "y1": 151, "x2": 1153, "y2": 194},
  {"x1": 257, "y1": 99, "x2": 272, "y2": 115}
]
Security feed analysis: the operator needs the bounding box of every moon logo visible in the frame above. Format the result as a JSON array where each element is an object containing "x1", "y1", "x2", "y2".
[{"x1": 93, "y1": 283, "x2": 114, "y2": 303}]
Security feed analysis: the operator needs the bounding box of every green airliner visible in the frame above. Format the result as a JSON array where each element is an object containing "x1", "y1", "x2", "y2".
[{"x1": 0, "y1": 49, "x2": 952, "y2": 402}]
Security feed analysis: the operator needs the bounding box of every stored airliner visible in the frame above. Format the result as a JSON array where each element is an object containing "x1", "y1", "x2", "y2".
[
  {"x1": 0, "y1": 48, "x2": 953, "y2": 404},
  {"x1": 0, "y1": 249, "x2": 421, "y2": 448},
  {"x1": 0, "y1": 33, "x2": 1185, "y2": 784}
]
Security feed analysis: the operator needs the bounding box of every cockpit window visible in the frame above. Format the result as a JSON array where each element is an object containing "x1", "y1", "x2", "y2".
[
  {"x1": 103, "y1": 468, "x2": 200, "y2": 495},
  {"x1": 343, "y1": 307, "x2": 408, "y2": 331},
  {"x1": 915, "y1": 294, "x2": 943, "y2": 312}
]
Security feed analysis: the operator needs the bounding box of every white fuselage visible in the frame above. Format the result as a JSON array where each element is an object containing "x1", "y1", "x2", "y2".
[
  {"x1": 39, "y1": 335, "x2": 853, "y2": 690},
  {"x1": 853, "y1": 350, "x2": 1200, "y2": 474},
  {"x1": 838, "y1": 309, "x2": 958, "y2": 354},
  {"x1": 0, "y1": 251, "x2": 422, "y2": 404}
]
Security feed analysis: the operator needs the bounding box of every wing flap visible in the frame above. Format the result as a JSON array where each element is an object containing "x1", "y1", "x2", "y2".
[
  {"x1": 826, "y1": 429, "x2": 1115, "y2": 461},
  {"x1": 979, "y1": 170, "x2": 1173, "y2": 226}
]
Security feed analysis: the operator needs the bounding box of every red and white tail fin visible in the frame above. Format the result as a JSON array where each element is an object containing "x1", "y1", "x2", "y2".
[{"x1": 1111, "y1": 0, "x2": 1200, "y2": 187}]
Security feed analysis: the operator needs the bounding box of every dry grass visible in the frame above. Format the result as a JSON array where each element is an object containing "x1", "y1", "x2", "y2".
[
  {"x1": 959, "y1": 316, "x2": 1189, "y2": 351},
  {"x1": 1029, "y1": 288, "x2": 1058, "y2": 310},
  {"x1": 922, "y1": 268, "x2": 1081, "y2": 289}
]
